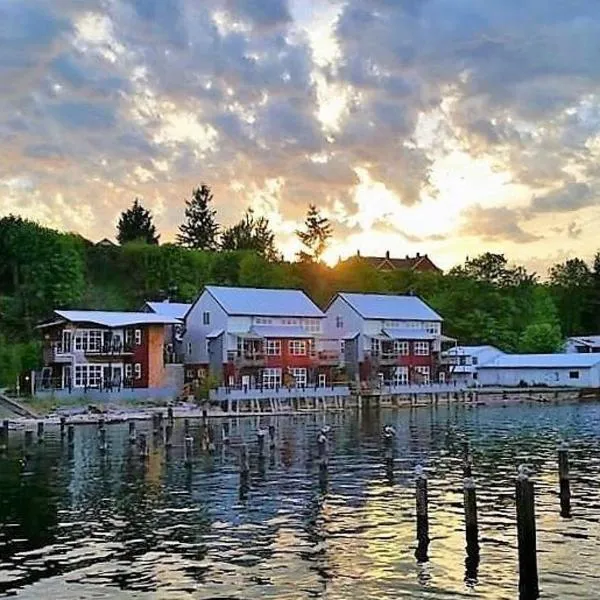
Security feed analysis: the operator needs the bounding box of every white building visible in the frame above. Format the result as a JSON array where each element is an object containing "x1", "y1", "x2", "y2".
[
  {"x1": 564, "y1": 335, "x2": 600, "y2": 354},
  {"x1": 442, "y1": 345, "x2": 505, "y2": 386},
  {"x1": 323, "y1": 292, "x2": 448, "y2": 385},
  {"x1": 478, "y1": 353, "x2": 600, "y2": 388}
]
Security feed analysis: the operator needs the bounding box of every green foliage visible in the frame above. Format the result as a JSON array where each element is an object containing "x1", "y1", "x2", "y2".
[
  {"x1": 177, "y1": 185, "x2": 220, "y2": 250},
  {"x1": 518, "y1": 323, "x2": 563, "y2": 353},
  {"x1": 0, "y1": 336, "x2": 41, "y2": 388},
  {"x1": 296, "y1": 204, "x2": 333, "y2": 263},
  {"x1": 117, "y1": 199, "x2": 160, "y2": 245},
  {"x1": 220, "y1": 209, "x2": 279, "y2": 261}
]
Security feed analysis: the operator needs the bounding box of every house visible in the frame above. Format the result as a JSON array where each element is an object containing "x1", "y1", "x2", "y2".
[
  {"x1": 442, "y1": 345, "x2": 505, "y2": 386},
  {"x1": 143, "y1": 300, "x2": 191, "y2": 363},
  {"x1": 36, "y1": 310, "x2": 182, "y2": 399},
  {"x1": 477, "y1": 354, "x2": 600, "y2": 388},
  {"x1": 324, "y1": 292, "x2": 450, "y2": 386},
  {"x1": 356, "y1": 251, "x2": 442, "y2": 274},
  {"x1": 183, "y1": 286, "x2": 338, "y2": 388},
  {"x1": 564, "y1": 335, "x2": 600, "y2": 354},
  {"x1": 95, "y1": 238, "x2": 117, "y2": 247}
]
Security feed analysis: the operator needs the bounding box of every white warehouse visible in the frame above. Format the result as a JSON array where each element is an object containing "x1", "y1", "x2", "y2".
[{"x1": 478, "y1": 354, "x2": 600, "y2": 388}]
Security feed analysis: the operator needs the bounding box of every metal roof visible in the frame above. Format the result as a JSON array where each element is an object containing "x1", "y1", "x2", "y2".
[
  {"x1": 206, "y1": 329, "x2": 225, "y2": 339},
  {"x1": 337, "y1": 293, "x2": 442, "y2": 321},
  {"x1": 53, "y1": 310, "x2": 181, "y2": 327},
  {"x1": 479, "y1": 353, "x2": 600, "y2": 369},
  {"x1": 445, "y1": 345, "x2": 503, "y2": 356},
  {"x1": 251, "y1": 325, "x2": 314, "y2": 339},
  {"x1": 205, "y1": 286, "x2": 324, "y2": 318},
  {"x1": 568, "y1": 335, "x2": 600, "y2": 347},
  {"x1": 383, "y1": 328, "x2": 437, "y2": 340},
  {"x1": 144, "y1": 301, "x2": 191, "y2": 320}
]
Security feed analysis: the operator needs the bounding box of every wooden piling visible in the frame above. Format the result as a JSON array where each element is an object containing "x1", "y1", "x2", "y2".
[
  {"x1": 268, "y1": 424, "x2": 276, "y2": 449},
  {"x1": 464, "y1": 476, "x2": 479, "y2": 556},
  {"x1": 165, "y1": 423, "x2": 173, "y2": 447},
  {"x1": 128, "y1": 420, "x2": 136, "y2": 444},
  {"x1": 257, "y1": 429, "x2": 266, "y2": 459},
  {"x1": 239, "y1": 444, "x2": 250, "y2": 499},
  {"x1": 415, "y1": 465, "x2": 430, "y2": 563},
  {"x1": 36, "y1": 421, "x2": 44, "y2": 442},
  {"x1": 1, "y1": 420, "x2": 8, "y2": 451},
  {"x1": 67, "y1": 424, "x2": 75, "y2": 446},
  {"x1": 184, "y1": 435, "x2": 193, "y2": 466},
  {"x1": 516, "y1": 466, "x2": 539, "y2": 599},
  {"x1": 558, "y1": 442, "x2": 571, "y2": 518},
  {"x1": 167, "y1": 406, "x2": 174, "y2": 424},
  {"x1": 59, "y1": 417, "x2": 66, "y2": 439},
  {"x1": 99, "y1": 427, "x2": 107, "y2": 453},
  {"x1": 184, "y1": 418, "x2": 190, "y2": 437},
  {"x1": 98, "y1": 416, "x2": 105, "y2": 431},
  {"x1": 138, "y1": 432, "x2": 148, "y2": 459},
  {"x1": 463, "y1": 441, "x2": 473, "y2": 478}
]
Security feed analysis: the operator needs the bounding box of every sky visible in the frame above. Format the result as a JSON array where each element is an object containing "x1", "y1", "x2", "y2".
[{"x1": 2, "y1": 0, "x2": 600, "y2": 273}]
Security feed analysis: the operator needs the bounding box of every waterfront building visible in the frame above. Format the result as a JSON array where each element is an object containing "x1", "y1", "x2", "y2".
[
  {"x1": 441, "y1": 345, "x2": 505, "y2": 386},
  {"x1": 143, "y1": 300, "x2": 191, "y2": 363},
  {"x1": 36, "y1": 310, "x2": 182, "y2": 399},
  {"x1": 324, "y1": 292, "x2": 451, "y2": 386},
  {"x1": 564, "y1": 335, "x2": 600, "y2": 354},
  {"x1": 478, "y1": 353, "x2": 600, "y2": 388},
  {"x1": 353, "y1": 250, "x2": 442, "y2": 273},
  {"x1": 183, "y1": 286, "x2": 340, "y2": 388}
]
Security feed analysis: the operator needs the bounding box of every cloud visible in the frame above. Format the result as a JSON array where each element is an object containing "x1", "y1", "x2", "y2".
[
  {"x1": 460, "y1": 205, "x2": 542, "y2": 244},
  {"x1": 225, "y1": 0, "x2": 292, "y2": 28},
  {"x1": 528, "y1": 182, "x2": 596, "y2": 214}
]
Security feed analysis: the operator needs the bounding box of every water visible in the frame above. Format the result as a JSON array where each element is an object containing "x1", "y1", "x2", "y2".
[{"x1": 2, "y1": 402, "x2": 600, "y2": 599}]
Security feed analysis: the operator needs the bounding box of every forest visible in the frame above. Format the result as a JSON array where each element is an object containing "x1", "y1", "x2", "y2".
[{"x1": 1, "y1": 189, "x2": 599, "y2": 387}]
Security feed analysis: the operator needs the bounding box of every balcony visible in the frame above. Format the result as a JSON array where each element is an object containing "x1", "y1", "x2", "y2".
[
  {"x1": 227, "y1": 350, "x2": 266, "y2": 367},
  {"x1": 84, "y1": 341, "x2": 134, "y2": 358},
  {"x1": 43, "y1": 342, "x2": 72, "y2": 363}
]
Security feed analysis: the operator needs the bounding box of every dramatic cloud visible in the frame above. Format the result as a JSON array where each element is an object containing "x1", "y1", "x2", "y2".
[{"x1": 2, "y1": 0, "x2": 600, "y2": 266}]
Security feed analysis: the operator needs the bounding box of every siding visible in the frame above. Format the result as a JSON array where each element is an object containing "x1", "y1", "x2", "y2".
[
  {"x1": 478, "y1": 366, "x2": 600, "y2": 388},
  {"x1": 147, "y1": 325, "x2": 165, "y2": 387},
  {"x1": 184, "y1": 291, "x2": 229, "y2": 364}
]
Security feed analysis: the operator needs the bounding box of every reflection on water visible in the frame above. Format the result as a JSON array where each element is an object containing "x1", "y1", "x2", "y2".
[{"x1": 2, "y1": 402, "x2": 600, "y2": 599}]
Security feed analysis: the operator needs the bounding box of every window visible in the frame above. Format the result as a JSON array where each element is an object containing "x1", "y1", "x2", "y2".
[
  {"x1": 394, "y1": 341, "x2": 409, "y2": 356},
  {"x1": 187, "y1": 342, "x2": 193, "y2": 356},
  {"x1": 88, "y1": 330, "x2": 103, "y2": 352},
  {"x1": 73, "y1": 329, "x2": 104, "y2": 353},
  {"x1": 414, "y1": 341, "x2": 430, "y2": 356},
  {"x1": 266, "y1": 340, "x2": 281, "y2": 356},
  {"x1": 569, "y1": 370, "x2": 580, "y2": 379},
  {"x1": 134, "y1": 363, "x2": 142, "y2": 380},
  {"x1": 393, "y1": 366, "x2": 409, "y2": 385},
  {"x1": 336, "y1": 316, "x2": 344, "y2": 329},
  {"x1": 304, "y1": 319, "x2": 321, "y2": 334},
  {"x1": 289, "y1": 367, "x2": 307, "y2": 387},
  {"x1": 255, "y1": 317, "x2": 273, "y2": 325},
  {"x1": 262, "y1": 368, "x2": 282, "y2": 389},
  {"x1": 125, "y1": 329, "x2": 134, "y2": 346},
  {"x1": 414, "y1": 366, "x2": 430, "y2": 384},
  {"x1": 289, "y1": 340, "x2": 307, "y2": 356},
  {"x1": 439, "y1": 371, "x2": 446, "y2": 383},
  {"x1": 203, "y1": 312, "x2": 210, "y2": 325},
  {"x1": 371, "y1": 338, "x2": 380, "y2": 356},
  {"x1": 134, "y1": 329, "x2": 142, "y2": 346},
  {"x1": 205, "y1": 339, "x2": 211, "y2": 356},
  {"x1": 75, "y1": 365, "x2": 85, "y2": 387},
  {"x1": 472, "y1": 356, "x2": 479, "y2": 365},
  {"x1": 125, "y1": 364, "x2": 133, "y2": 379},
  {"x1": 73, "y1": 364, "x2": 103, "y2": 388}
]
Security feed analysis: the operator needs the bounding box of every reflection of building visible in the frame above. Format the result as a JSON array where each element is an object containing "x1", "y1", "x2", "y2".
[
  {"x1": 143, "y1": 301, "x2": 191, "y2": 363},
  {"x1": 442, "y1": 345, "x2": 505, "y2": 386},
  {"x1": 183, "y1": 286, "x2": 339, "y2": 388},
  {"x1": 324, "y1": 292, "x2": 452, "y2": 386},
  {"x1": 36, "y1": 310, "x2": 181, "y2": 399},
  {"x1": 564, "y1": 335, "x2": 600, "y2": 354},
  {"x1": 355, "y1": 251, "x2": 442, "y2": 274},
  {"x1": 478, "y1": 353, "x2": 600, "y2": 388}
]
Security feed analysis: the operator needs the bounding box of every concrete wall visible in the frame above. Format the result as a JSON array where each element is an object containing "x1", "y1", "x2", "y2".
[
  {"x1": 36, "y1": 386, "x2": 179, "y2": 403},
  {"x1": 478, "y1": 366, "x2": 600, "y2": 388}
]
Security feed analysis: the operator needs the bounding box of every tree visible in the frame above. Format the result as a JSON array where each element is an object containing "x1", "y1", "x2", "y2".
[
  {"x1": 450, "y1": 253, "x2": 536, "y2": 287},
  {"x1": 519, "y1": 323, "x2": 563, "y2": 353},
  {"x1": 220, "y1": 209, "x2": 279, "y2": 261},
  {"x1": 296, "y1": 204, "x2": 333, "y2": 263},
  {"x1": 117, "y1": 199, "x2": 159, "y2": 245},
  {"x1": 176, "y1": 185, "x2": 219, "y2": 250}
]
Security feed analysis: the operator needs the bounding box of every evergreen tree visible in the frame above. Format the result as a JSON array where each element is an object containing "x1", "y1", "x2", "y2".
[
  {"x1": 117, "y1": 199, "x2": 159, "y2": 245},
  {"x1": 220, "y1": 209, "x2": 279, "y2": 261},
  {"x1": 176, "y1": 185, "x2": 219, "y2": 250},
  {"x1": 296, "y1": 204, "x2": 333, "y2": 263}
]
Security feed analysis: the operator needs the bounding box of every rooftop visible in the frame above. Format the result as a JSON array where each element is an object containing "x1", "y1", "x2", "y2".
[
  {"x1": 144, "y1": 301, "x2": 191, "y2": 320},
  {"x1": 44, "y1": 310, "x2": 181, "y2": 328},
  {"x1": 568, "y1": 335, "x2": 600, "y2": 347},
  {"x1": 479, "y1": 353, "x2": 600, "y2": 369},
  {"x1": 445, "y1": 345, "x2": 504, "y2": 356},
  {"x1": 204, "y1": 286, "x2": 324, "y2": 318},
  {"x1": 336, "y1": 292, "x2": 442, "y2": 322},
  {"x1": 356, "y1": 251, "x2": 442, "y2": 273}
]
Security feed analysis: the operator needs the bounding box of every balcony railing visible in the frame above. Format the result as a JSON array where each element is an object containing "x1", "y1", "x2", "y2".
[
  {"x1": 83, "y1": 342, "x2": 134, "y2": 356},
  {"x1": 227, "y1": 350, "x2": 266, "y2": 366}
]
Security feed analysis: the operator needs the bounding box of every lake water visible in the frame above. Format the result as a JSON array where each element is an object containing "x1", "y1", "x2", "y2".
[{"x1": 2, "y1": 402, "x2": 600, "y2": 599}]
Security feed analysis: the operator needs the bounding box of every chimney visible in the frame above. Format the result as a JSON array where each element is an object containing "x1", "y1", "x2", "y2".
[
  {"x1": 405, "y1": 254, "x2": 409, "y2": 259},
  {"x1": 357, "y1": 250, "x2": 361, "y2": 257},
  {"x1": 385, "y1": 250, "x2": 390, "y2": 259},
  {"x1": 416, "y1": 252, "x2": 420, "y2": 258}
]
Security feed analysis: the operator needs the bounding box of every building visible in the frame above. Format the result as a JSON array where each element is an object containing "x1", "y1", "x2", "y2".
[
  {"x1": 183, "y1": 286, "x2": 338, "y2": 388},
  {"x1": 564, "y1": 335, "x2": 600, "y2": 354},
  {"x1": 143, "y1": 300, "x2": 191, "y2": 363},
  {"x1": 356, "y1": 251, "x2": 442, "y2": 274},
  {"x1": 324, "y1": 292, "x2": 449, "y2": 386},
  {"x1": 442, "y1": 345, "x2": 505, "y2": 386},
  {"x1": 478, "y1": 354, "x2": 600, "y2": 388},
  {"x1": 36, "y1": 310, "x2": 182, "y2": 399},
  {"x1": 95, "y1": 238, "x2": 117, "y2": 247}
]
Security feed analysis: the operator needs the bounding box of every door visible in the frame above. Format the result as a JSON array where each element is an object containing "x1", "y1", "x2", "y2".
[
  {"x1": 439, "y1": 371, "x2": 446, "y2": 383},
  {"x1": 103, "y1": 366, "x2": 111, "y2": 389},
  {"x1": 318, "y1": 373, "x2": 327, "y2": 388},
  {"x1": 63, "y1": 366, "x2": 71, "y2": 390},
  {"x1": 242, "y1": 375, "x2": 251, "y2": 389},
  {"x1": 112, "y1": 366, "x2": 122, "y2": 388}
]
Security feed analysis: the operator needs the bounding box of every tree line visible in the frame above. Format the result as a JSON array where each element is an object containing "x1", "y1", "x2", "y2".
[
  {"x1": 1, "y1": 191, "x2": 600, "y2": 386},
  {"x1": 116, "y1": 185, "x2": 332, "y2": 263}
]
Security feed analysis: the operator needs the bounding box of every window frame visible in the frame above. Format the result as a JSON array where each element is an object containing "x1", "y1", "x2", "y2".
[
  {"x1": 289, "y1": 367, "x2": 307, "y2": 387},
  {"x1": 134, "y1": 329, "x2": 142, "y2": 346},
  {"x1": 266, "y1": 339, "x2": 281, "y2": 356},
  {"x1": 414, "y1": 341, "x2": 430, "y2": 356},
  {"x1": 288, "y1": 340, "x2": 307, "y2": 356},
  {"x1": 134, "y1": 363, "x2": 142, "y2": 380},
  {"x1": 202, "y1": 311, "x2": 210, "y2": 325}
]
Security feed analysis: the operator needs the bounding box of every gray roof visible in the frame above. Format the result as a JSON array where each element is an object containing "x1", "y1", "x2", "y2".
[
  {"x1": 205, "y1": 286, "x2": 324, "y2": 318},
  {"x1": 445, "y1": 345, "x2": 503, "y2": 356},
  {"x1": 53, "y1": 310, "x2": 180, "y2": 327},
  {"x1": 145, "y1": 301, "x2": 191, "y2": 320},
  {"x1": 479, "y1": 353, "x2": 600, "y2": 369},
  {"x1": 337, "y1": 293, "x2": 442, "y2": 321},
  {"x1": 568, "y1": 335, "x2": 600, "y2": 347}
]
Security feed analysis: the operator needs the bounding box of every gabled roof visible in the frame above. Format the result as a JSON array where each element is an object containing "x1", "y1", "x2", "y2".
[
  {"x1": 359, "y1": 254, "x2": 441, "y2": 273},
  {"x1": 203, "y1": 286, "x2": 324, "y2": 318},
  {"x1": 335, "y1": 292, "x2": 442, "y2": 321},
  {"x1": 41, "y1": 310, "x2": 181, "y2": 328},
  {"x1": 445, "y1": 345, "x2": 504, "y2": 356},
  {"x1": 567, "y1": 335, "x2": 600, "y2": 347},
  {"x1": 479, "y1": 353, "x2": 600, "y2": 369},
  {"x1": 144, "y1": 301, "x2": 192, "y2": 320}
]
